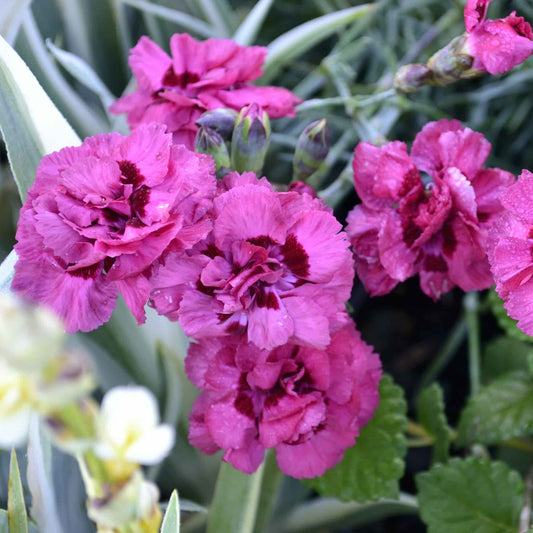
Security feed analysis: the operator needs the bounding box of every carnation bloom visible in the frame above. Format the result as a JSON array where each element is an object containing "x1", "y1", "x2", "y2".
[
  {"x1": 110, "y1": 34, "x2": 301, "y2": 148},
  {"x1": 150, "y1": 172, "x2": 354, "y2": 350},
  {"x1": 12, "y1": 123, "x2": 216, "y2": 333},
  {"x1": 462, "y1": 0, "x2": 533, "y2": 74},
  {"x1": 487, "y1": 170, "x2": 533, "y2": 335},
  {"x1": 347, "y1": 119, "x2": 514, "y2": 299},
  {"x1": 186, "y1": 321, "x2": 382, "y2": 478}
]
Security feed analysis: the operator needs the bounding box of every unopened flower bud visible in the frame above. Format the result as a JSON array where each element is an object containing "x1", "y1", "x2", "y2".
[
  {"x1": 87, "y1": 471, "x2": 161, "y2": 531},
  {"x1": 427, "y1": 35, "x2": 475, "y2": 84},
  {"x1": 230, "y1": 103, "x2": 271, "y2": 174},
  {"x1": 393, "y1": 64, "x2": 434, "y2": 93},
  {"x1": 292, "y1": 119, "x2": 330, "y2": 182},
  {"x1": 196, "y1": 108, "x2": 238, "y2": 141},
  {"x1": 195, "y1": 125, "x2": 230, "y2": 172}
]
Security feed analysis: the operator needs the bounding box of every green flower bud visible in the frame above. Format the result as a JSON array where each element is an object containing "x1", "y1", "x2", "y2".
[
  {"x1": 292, "y1": 119, "x2": 330, "y2": 182},
  {"x1": 196, "y1": 108, "x2": 238, "y2": 141},
  {"x1": 393, "y1": 64, "x2": 434, "y2": 93},
  {"x1": 427, "y1": 35, "x2": 475, "y2": 84},
  {"x1": 194, "y1": 125, "x2": 230, "y2": 172},
  {"x1": 230, "y1": 103, "x2": 271, "y2": 174}
]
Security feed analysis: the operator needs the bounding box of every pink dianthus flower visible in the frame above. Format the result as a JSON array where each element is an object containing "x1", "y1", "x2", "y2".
[
  {"x1": 347, "y1": 119, "x2": 514, "y2": 299},
  {"x1": 463, "y1": 0, "x2": 533, "y2": 74},
  {"x1": 150, "y1": 172, "x2": 354, "y2": 350},
  {"x1": 186, "y1": 320, "x2": 382, "y2": 478},
  {"x1": 110, "y1": 34, "x2": 301, "y2": 148},
  {"x1": 487, "y1": 170, "x2": 533, "y2": 336},
  {"x1": 12, "y1": 123, "x2": 216, "y2": 333}
]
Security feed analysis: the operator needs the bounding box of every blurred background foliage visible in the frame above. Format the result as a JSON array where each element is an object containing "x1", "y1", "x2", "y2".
[{"x1": 1, "y1": 0, "x2": 533, "y2": 531}]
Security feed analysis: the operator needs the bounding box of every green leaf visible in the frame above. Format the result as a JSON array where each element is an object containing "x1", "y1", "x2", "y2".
[
  {"x1": 118, "y1": 0, "x2": 217, "y2": 38},
  {"x1": 161, "y1": 490, "x2": 180, "y2": 533},
  {"x1": 282, "y1": 493, "x2": 418, "y2": 533},
  {"x1": 262, "y1": 4, "x2": 379, "y2": 83},
  {"x1": 232, "y1": 0, "x2": 275, "y2": 46},
  {"x1": 416, "y1": 384, "x2": 450, "y2": 464},
  {"x1": 482, "y1": 335, "x2": 533, "y2": 382},
  {"x1": 0, "y1": 250, "x2": 17, "y2": 294},
  {"x1": 0, "y1": 34, "x2": 80, "y2": 201},
  {"x1": 488, "y1": 288, "x2": 533, "y2": 343},
  {"x1": 417, "y1": 458, "x2": 524, "y2": 533},
  {"x1": 46, "y1": 40, "x2": 117, "y2": 113},
  {"x1": 0, "y1": 0, "x2": 32, "y2": 44},
  {"x1": 457, "y1": 371, "x2": 533, "y2": 446},
  {"x1": 206, "y1": 462, "x2": 265, "y2": 533},
  {"x1": 305, "y1": 374, "x2": 407, "y2": 502},
  {"x1": 8, "y1": 450, "x2": 28, "y2": 533},
  {"x1": 26, "y1": 419, "x2": 64, "y2": 533},
  {"x1": 0, "y1": 510, "x2": 38, "y2": 533}
]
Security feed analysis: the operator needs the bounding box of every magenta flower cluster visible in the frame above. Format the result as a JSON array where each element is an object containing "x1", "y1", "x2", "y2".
[
  {"x1": 12, "y1": 34, "x2": 382, "y2": 479},
  {"x1": 150, "y1": 171, "x2": 382, "y2": 478},
  {"x1": 110, "y1": 33, "x2": 301, "y2": 148},
  {"x1": 346, "y1": 119, "x2": 514, "y2": 300}
]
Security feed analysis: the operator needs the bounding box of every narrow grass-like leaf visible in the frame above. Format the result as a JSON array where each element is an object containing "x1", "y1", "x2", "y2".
[
  {"x1": 206, "y1": 462, "x2": 265, "y2": 533},
  {"x1": 119, "y1": 0, "x2": 218, "y2": 38},
  {"x1": 305, "y1": 374, "x2": 407, "y2": 502},
  {"x1": 233, "y1": 0, "x2": 275, "y2": 46},
  {"x1": 19, "y1": 13, "x2": 107, "y2": 137},
  {"x1": 8, "y1": 450, "x2": 28, "y2": 533},
  {"x1": 417, "y1": 458, "x2": 523, "y2": 533},
  {"x1": 0, "y1": 0, "x2": 32, "y2": 44},
  {"x1": 457, "y1": 371, "x2": 533, "y2": 446},
  {"x1": 197, "y1": 0, "x2": 234, "y2": 36},
  {"x1": 0, "y1": 250, "x2": 17, "y2": 294},
  {"x1": 46, "y1": 40, "x2": 117, "y2": 113},
  {"x1": 262, "y1": 4, "x2": 379, "y2": 83},
  {"x1": 161, "y1": 490, "x2": 180, "y2": 533},
  {"x1": 416, "y1": 384, "x2": 450, "y2": 464},
  {"x1": 0, "y1": 510, "x2": 38, "y2": 533},
  {"x1": 26, "y1": 418, "x2": 64, "y2": 533},
  {"x1": 0, "y1": 34, "x2": 80, "y2": 200},
  {"x1": 282, "y1": 493, "x2": 418, "y2": 533}
]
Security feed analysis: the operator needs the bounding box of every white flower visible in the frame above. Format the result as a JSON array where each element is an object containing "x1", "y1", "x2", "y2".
[
  {"x1": 94, "y1": 386, "x2": 175, "y2": 465},
  {"x1": 0, "y1": 361, "x2": 33, "y2": 447}
]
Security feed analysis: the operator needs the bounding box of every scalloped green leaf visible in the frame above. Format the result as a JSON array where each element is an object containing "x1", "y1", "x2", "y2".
[
  {"x1": 8, "y1": 450, "x2": 28, "y2": 533},
  {"x1": 305, "y1": 374, "x2": 407, "y2": 502},
  {"x1": 457, "y1": 371, "x2": 533, "y2": 446},
  {"x1": 416, "y1": 384, "x2": 450, "y2": 464},
  {"x1": 488, "y1": 288, "x2": 533, "y2": 343},
  {"x1": 417, "y1": 458, "x2": 523, "y2": 533},
  {"x1": 161, "y1": 490, "x2": 180, "y2": 533},
  {"x1": 482, "y1": 335, "x2": 533, "y2": 382}
]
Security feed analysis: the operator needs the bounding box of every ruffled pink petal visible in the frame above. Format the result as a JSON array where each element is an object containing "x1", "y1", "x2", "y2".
[
  {"x1": 213, "y1": 185, "x2": 287, "y2": 249},
  {"x1": 129, "y1": 36, "x2": 172, "y2": 91},
  {"x1": 500, "y1": 170, "x2": 533, "y2": 224},
  {"x1": 464, "y1": 0, "x2": 492, "y2": 33},
  {"x1": 282, "y1": 296, "x2": 330, "y2": 350},
  {"x1": 247, "y1": 296, "x2": 294, "y2": 350},
  {"x1": 205, "y1": 391, "x2": 257, "y2": 449},
  {"x1": 467, "y1": 15, "x2": 533, "y2": 74},
  {"x1": 222, "y1": 438, "x2": 265, "y2": 474},
  {"x1": 114, "y1": 275, "x2": 151, "y2": 325},
  {"x1": 189, "y1": 392, "x2": 222, "y2": 454}
]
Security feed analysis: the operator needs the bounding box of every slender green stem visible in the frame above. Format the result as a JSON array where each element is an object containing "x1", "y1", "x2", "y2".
[
  {"x1": 206, "y1": 462, "x2": 265, "y2": 533},
  {"x1": 416, "y1": 314, "x2": 468, "y2": 394},
  {"x1": 253, "y1": 450, "x2": 284, "y2": 533},
  {"x1": 464, "y1": 292, "x2": 481, "y2": 395}
]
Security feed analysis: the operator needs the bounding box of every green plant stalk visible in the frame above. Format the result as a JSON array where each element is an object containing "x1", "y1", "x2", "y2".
[
  {"x1": 464, "y1": 292, "x2": 481, "y2": 395},
  {"x1": 416, "y1": 314, "x2": 468, "y2": 394},
  {"x1": 206, "y1": 462, "x2": 265, "y2": 533},
  {"x1": 253, "y1": 450, "x2": 284, "y2": 533}
]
